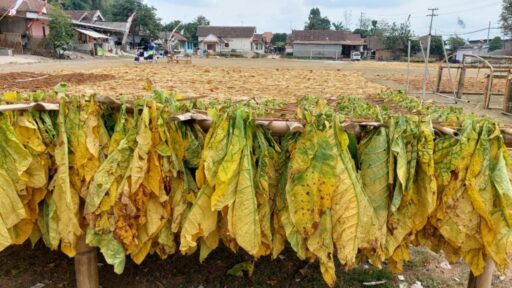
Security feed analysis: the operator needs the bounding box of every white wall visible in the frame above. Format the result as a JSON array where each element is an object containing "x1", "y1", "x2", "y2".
[{"x1": 199, "y1": 36, "x2": 253, "y2": 52}]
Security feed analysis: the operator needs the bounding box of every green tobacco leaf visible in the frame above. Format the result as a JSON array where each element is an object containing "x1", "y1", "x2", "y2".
[{"x1": 227, "y1": 261, "x2": 254, "y2": 277}]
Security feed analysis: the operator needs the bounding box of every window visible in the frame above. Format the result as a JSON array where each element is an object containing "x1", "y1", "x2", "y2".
[{"x1": 225, "y1": 43, "x2": 229, "y2": 48}]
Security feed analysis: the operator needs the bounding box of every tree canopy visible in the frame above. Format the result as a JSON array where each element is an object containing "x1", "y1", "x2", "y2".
[
  {"x1": 47, "y1": 5, "x2": 75, "y2": 58},
  {"x1": 110, "y1": 0, "x2": 162, "y2": 39},
  {"x1": 501, "y1": 0, "x2": 512, "y2": 36},
  {"x1": 271, "y1": 33, "x2": 287, "y2": 48},
  {"x1": 447, "y1": 36, "x2": 466, "y2": 51},
  {"x1": 305, "y1": 8, "x2": 331, "y2": 30},
  {"x1": 332, "y1": 21, "x2": 344, "y2": 31},
  {"x1": 489, "y1": 36, "x2": 503, "y2": 51}
]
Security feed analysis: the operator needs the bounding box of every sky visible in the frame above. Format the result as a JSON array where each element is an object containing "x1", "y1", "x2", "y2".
[{"x1": 145, "y1": 0, "x2": 504, "y2": 40}]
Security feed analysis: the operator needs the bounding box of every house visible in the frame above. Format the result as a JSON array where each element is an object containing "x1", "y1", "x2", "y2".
[
  {"x1": 252, "y1": 34, "x2": 265, "y2": 53},
  {"x1": 290, "y1": 30, "x2": 364, "y2": 59},
  {"x1": 364, "y1": 35, "x2": 390, "y2": 60},
  {"x1": 65, "y1": 10, "x2": 104, "y2": 23},
  {"x1": 64, "y1": 9, "x2": 131, "y2": 53},
  {"x1": 197, "y1": 26, "x2": 260, "y2": 53},
  {"x1": 0, "y1": 0, "x2": 50, "y2": 54},
  {"x1": 160, "y1": 31, "x2": 193, "y2": 53}
]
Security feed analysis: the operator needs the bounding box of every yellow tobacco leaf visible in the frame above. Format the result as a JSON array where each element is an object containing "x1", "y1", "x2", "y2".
[
  {"x1": 306, "y1": 210, "x2": 336, "y2": 287},
  {"x1": 15, "y1": 112, "x2": 46, "y2": 154},
  {"x1": 180, "y1": 185, "x2": 218, "y2": 254},
  {"x1": 212, "y1": 111, "x2": 246, "y2": 210},
  {"x1": 52, "y1": 100, "x2": 82, "y2": 256},
  {"x1": 131, "y1": 106, "x2": 151, "y2": 193},
  {"x1": 232, "y1": 127, "x2": 261, "y2": 255}
]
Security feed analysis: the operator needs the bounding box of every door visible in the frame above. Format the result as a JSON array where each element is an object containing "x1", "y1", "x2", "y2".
[{"x1": 207, "y1": 43, "x2": 216, "y2": 52}]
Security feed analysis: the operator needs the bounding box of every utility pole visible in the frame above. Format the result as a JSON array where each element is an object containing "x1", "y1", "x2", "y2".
[
  {"x1": 422, "y1": 8, "x2": 439, "y2": 100},
  {"x1": 487, "y1": 21, "x2": 491, "y2": 52},
  {"x1": 360, "y1": 12, "x2": 364, "y2": 29}
]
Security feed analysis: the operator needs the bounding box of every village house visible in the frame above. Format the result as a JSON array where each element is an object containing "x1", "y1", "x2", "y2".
[
  {"x1": 65, "y1": 9, "x2": 129, "y2": 54},
  {"x1": 0, "y1": 0, "x2": 49, "y2": 54},
  {"x1": 290, "y1": 30, "x2": 364, "y2": 59},
  {"x1": 364, "y1": 35, "x2": 390, "y2": 60},
  {"x1": 197, "y1": 26, "x2": 264, "y2": 54}
]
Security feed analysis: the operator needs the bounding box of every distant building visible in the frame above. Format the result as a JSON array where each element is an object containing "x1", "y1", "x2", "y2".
[
  {"x1": 290, "y1": 30, "x2": 364, "y2": 59},
  {"x1": 160, "y1": 31, "x2": 193, "y2": 53},
  {"x1": 197, "y1": 26, "x2": 262, "y2": 53},
  {"x1": 364, "y1": 35, "x2": 390, "y2": 60},
  {"x1": 64, "y1": 9, "x2": 130, "y2": 54},
  {"x1": 0, "y1": 0, "x2": 50, "y2": 54}
]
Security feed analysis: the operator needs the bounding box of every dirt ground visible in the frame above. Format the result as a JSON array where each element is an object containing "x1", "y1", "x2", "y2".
[{"x1": 1, "y1": 57, "x2": 512, "y2": 287}]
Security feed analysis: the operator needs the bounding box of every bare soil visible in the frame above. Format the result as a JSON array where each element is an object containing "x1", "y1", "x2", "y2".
[{"x1": 0, "y1": 72, "x2": 115, "y2": 91}]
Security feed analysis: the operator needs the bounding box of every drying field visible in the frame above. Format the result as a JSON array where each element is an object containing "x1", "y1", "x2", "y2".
[{"x1": 1, "y1": 58, "x2": 384, "y2": 100}]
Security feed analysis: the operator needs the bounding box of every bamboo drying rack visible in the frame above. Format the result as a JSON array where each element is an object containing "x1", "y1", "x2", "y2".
[{"x1": 0, "y1": 98, "x2": 499, "y2": 288}]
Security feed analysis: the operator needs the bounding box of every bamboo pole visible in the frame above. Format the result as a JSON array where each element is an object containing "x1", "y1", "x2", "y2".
[{"x1": 467, "y1": 257, "x2": 494, "y2": 288}]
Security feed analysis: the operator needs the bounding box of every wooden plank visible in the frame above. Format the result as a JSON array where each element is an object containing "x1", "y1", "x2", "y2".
[{"x1": 74, "y1": 235, "x2": 99, "y2": 288}]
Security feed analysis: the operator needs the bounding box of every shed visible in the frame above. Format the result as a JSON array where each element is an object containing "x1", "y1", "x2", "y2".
[{"x1": 291, "y1": 30, "x2": 364, "y2": 58}]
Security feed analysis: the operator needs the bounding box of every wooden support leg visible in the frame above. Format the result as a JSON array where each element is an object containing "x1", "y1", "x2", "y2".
[
  {"x1": 75, "y1": 235, "x2": 99, "y2": 288},
  {"x1": 457, "y1": 67, "x2": 466, "y2": 99},
  {"x1": 503, "y1": 76, "x2": 512, "y2": 112},
  {"x1": 467, "y1": 257, "x2": 494, "y2": 288},
  {"x1": 436, "y1": 66, "x2": 443, "y2": 93}
]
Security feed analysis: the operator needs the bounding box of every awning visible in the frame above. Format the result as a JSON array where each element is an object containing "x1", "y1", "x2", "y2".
[{"x1": 75, "y1": 28, "x2": 110, "y2": 39}]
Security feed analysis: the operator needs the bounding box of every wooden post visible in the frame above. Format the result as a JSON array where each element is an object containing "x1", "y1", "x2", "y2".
[
  {"x1": 503, "y1": 76, "x2": 512, "y2": 112},
  {"x1": 436, "y1": 65, "x2": 443, "y2": 93},
  {"x1": 75, "y1": 235, "x2": 99, "y2": 288},
  {"x1": 457, "y1": 67, "x2": 466, "y2": 99},
  {"x1": 483, "y1": 73, "x2": 493, "y2": 109},
  {"x1": 467, "y1": 257, "x2": 494, "y2": 288}
]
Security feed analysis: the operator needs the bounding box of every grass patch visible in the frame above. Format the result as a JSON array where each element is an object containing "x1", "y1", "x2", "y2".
[{"x1": 339, "y1": 266, "x2": 395, "y2": 288}]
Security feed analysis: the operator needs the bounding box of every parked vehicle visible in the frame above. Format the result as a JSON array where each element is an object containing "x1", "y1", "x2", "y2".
[{"x1": 351, "y1": 51, "x2": 361, "y2": 61}]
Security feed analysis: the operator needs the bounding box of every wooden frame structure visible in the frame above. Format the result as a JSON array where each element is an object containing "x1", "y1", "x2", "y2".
[
  {"x1": 0, "y1": 99, "x2": 505, "y2": 288},
  {"x1": 436, "y1": 54, "x2": 512, "y2": 110}
]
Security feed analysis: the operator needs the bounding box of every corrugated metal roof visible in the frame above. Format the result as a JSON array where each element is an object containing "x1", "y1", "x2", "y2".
[
  {"x1": 291, "y1": 30, "x2": 363, "y2": 45},
  {"x1": 75, "y1": 28, "x2": 110, "y2": 39}
]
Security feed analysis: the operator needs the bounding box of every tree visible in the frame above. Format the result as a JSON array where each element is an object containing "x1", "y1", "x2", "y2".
[
  {"x1": 163, "y1": 20, "x2": 182, "y2": 32},
  {"x1": 46, "y1": 6, "x2": 75, "y2": 58},
  {"x1": 501, "y1": 0, "x2": 512, "y2": 36},
  {"x1": 182, "y1": 15, "x2": 210, "y2": 45},
  {"x1": 383, "y1": 21, "x2": 417, "y2": 59},
  {"x1": 447, "y1": 36, "x2": 466, "y2": 51},
  {"x1": 332, "y1": 21, "x2": 344, "y2": 31},
  {"x1": 489, "y1": 36, "x2": 503, "y2": 51},
  {"x1": 48, "y1": 0, "x2": 112, "y2": 14},
  {"x1": 110, "y1": 0, "x2": 162, "y2": 39},
  {"x1": 305, "y1": 8, "x2": 331, "y2": 30},
  {"x1": 428, "y1": 36, "x2": 444, "y2": 57},
  {"x1": 271, "y1": 33, "x2": 287, "y2": 46},
  {"x1": 353, "y1": 28, "x2": 370, "y2": 37}
]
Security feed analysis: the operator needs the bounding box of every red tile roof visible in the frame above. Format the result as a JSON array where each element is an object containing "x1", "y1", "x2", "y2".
[
  {"x1": 197, "y1": 26, "x2": 256, "y2": 38},
  {"x1": 262, "y1": 32, "x2": 273, "y2": 43},
  {"x1": 0, "y1": 0, "x2": 48, "y2": 14}
]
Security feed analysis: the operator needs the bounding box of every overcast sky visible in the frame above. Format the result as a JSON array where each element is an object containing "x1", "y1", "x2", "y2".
[{"x1": 145, "y1": 0, "x2": 504, "y2": 40}]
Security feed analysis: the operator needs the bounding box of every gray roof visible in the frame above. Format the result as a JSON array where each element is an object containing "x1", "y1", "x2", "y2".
[
  {"x1": 197, "y1": 26, "x2": 256, "y2": 38},
  {"x1": 291, "y1": 30, "x2": 364, "y2": 45},
  {"x1": 95, "y1": 22, "x2": 128, "y2": 31}
]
